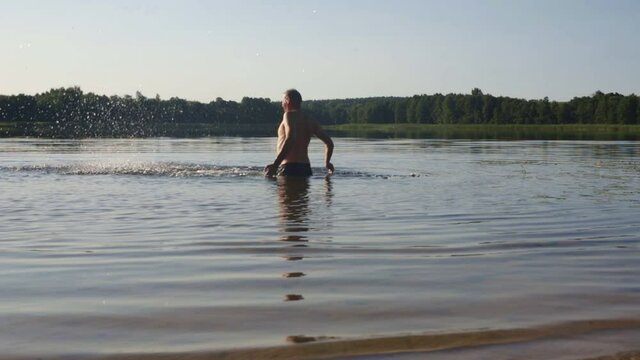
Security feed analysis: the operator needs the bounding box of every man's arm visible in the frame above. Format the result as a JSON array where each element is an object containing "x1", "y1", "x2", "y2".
[{"x1": 312, "y1": 122, "x2": 334, "y2": 174}]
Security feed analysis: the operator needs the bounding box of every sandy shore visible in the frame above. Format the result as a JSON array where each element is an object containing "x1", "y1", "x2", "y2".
[
  {"x1": 329, "y1": 327, "x2": 640, "y2": 360},
  {"x1": 588, "y1": 353, "x2": 640, "y2": 360},
  {"x1": 3, "y1": 318, "x2": 638, "y2": 360}
]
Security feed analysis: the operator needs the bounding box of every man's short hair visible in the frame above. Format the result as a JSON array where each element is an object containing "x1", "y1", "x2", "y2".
[{"x1": 284, "y1": 89, "x2": 302, "y2": 108}]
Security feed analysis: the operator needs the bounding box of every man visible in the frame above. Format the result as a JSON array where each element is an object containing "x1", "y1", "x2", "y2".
[{"x1": 264, "y1": 89, "x2": 334, "y2": 177}]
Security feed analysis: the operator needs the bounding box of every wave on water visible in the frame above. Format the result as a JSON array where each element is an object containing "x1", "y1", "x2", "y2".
[{"x1": 2, "y1": 162, "x2": 409, "y2": 179}]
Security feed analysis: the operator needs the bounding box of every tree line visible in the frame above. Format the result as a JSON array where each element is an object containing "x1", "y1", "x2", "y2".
[
  {"x1": 0, "y1": 87, "x2": 280, "y2": 136},
  {"x1": 1, "y1": 87, "x2": 638, "y2": 137},
  {"x1": 305, "y1": 88, "x2": 640, "y2": 126}
]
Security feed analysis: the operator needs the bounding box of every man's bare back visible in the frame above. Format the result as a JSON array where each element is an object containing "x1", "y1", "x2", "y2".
[
  {"x1": 264, "y1": 89, "x2": 334, "y2": 177},
  {"x1": 276, "y1": 111, "x2": 314, "y2": 164}
]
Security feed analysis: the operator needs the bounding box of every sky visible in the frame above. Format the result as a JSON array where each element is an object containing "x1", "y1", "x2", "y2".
[{"x1": 1, "y1": 0, "x2": 639, "y2": 102}]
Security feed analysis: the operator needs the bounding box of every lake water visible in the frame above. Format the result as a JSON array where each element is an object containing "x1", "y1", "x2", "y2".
[{"x1": 1, "y1": 138, "x2": 639, "y2": 358}]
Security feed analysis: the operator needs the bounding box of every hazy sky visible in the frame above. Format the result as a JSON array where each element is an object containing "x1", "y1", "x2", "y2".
[{"x1": 2, "y1": 0, "x2": 639, "y2": 102}]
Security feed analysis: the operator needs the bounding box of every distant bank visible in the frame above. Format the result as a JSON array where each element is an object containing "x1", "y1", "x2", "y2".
[
  {"x1": 325, "y1": 123, "x2": 640, "y2": 141},
  {"x1": 2, "y1": 121, "x2": 640, "y2": 140},
  {"x1": 1, "y1": 87, "x2": 639, "y2": 139}
]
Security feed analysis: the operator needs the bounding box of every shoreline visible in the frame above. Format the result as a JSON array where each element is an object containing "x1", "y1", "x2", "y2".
[
  {"x1": 326, "y1": 123, "x2": 640, "y2": 140},
  {"x1": 3, "y1": 122, "x2": 640, "y2": 140},
  {"x1": 3, "y1": 318, "x2": 639, "y2": 360}
]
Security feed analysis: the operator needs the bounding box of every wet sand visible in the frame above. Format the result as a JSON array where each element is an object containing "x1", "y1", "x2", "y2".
[
  {"x1": 335, "y1": 328, "x2": 640, "y2": 360},
  {"x1": 3, "y1": 318, "x2": 638, "y2": 360},
  {"x1": 589, "y1": 351, "x2": 640, "y2": 360},
  {"x1": 588, "y1": 353, "x2": 640, "y2": 360}
]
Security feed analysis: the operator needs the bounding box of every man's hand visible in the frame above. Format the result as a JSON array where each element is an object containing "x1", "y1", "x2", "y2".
[
  {"x1": 264, "y1": 163, "x2": 278, "y2": 177},
  {"x1": 325, "y1": 162, "x2": 335, "y2": 175}
]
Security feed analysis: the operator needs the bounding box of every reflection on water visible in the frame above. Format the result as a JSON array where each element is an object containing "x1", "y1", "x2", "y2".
[
  {"x1": 277, "y1": 176, "x2": 312, "y2": 306},
  {"x1": 286, "y1": 334, "x2": 339, "y2": 344},
  {"x1": 284, "y1": 294, "x2": 305, "y2": 302},
  {"x1": 275, "y1": 176, "x2": 335, "y2": 340},
  {"x1": 282, "y1": 272, "x2": 306, "y2": 278},
  {"x1": 277, "y1": 176, "x2": 311, "y2": 240},
  {"x1": 282, "y1": 255, "x2": 304, "y2": 261}
]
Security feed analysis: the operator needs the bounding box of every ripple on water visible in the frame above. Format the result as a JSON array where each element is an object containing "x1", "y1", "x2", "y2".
[{"x1": 1, "y1": 138, "x2": 639, "y2": 357}]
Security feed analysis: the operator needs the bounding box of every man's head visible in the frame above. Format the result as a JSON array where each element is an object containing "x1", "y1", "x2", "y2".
[{"x1": 282, "y1": 89, "x2": 302, "y2": 111}]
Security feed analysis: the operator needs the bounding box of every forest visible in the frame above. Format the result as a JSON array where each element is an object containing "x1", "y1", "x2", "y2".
[{"x1": 1, "y1": 87, "x2": 639, "y2": 137}]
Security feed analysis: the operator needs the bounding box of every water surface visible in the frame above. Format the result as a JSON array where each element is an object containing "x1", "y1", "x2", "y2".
[{"x1": 1, "y1": 138, "x2": 639, "y2": 357}]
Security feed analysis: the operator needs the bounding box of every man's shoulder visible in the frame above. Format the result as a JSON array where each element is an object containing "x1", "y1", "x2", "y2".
[
  {"x1": 284, "y1": 111, "x2": 313, "y2": 124},
  {"x1": 284, "y1": 110, "x2": 304, "y2": 117},
  {"x1": 283, "y1": 111, "x2": 297, "y2": 125},
  {"x1": 284, "y1": 111, "x2": 318, "y2": 128}
]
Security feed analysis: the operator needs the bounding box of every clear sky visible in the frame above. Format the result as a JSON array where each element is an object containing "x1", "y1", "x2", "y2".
[{"x1": 2, "y1": 0, "x2": 639, "y2": 102}]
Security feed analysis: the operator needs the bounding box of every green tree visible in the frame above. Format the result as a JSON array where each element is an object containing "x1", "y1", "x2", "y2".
[
  {"x1": 408, "y1": 96, "x2": 420, "y2": 123},
  {"x1": 394, "y1": 99, "x2": 407, "y2": 124},
  {"x1": 616, "y1": 95, "x2": 638, "y2": 124},
  {"x1": 415, "y1": 96, "x2": 432, "y2": 124},
  {"x1": 441, "y1": 95, "x2": 460, "y2": 124},
  {"x1": 593, "y1": 92, "x2": 608, "y2": 124},
  {"x1": 464, "y1": 88, "x2": 483, "y2": 124},
  {"x1": 536, "y1": 97, "x2": 552, "y2": 124},
  {"x1": 573, "y1": 97, "x2": 594, "y2": 124}
]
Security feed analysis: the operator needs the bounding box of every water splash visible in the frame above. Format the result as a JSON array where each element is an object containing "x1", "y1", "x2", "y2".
[
  {"x1": 2, "y1": 161, "x2": 419, "y2": 179},
  {"x1": 4, "y1": 162, "x2": 262, "y2": 177}
]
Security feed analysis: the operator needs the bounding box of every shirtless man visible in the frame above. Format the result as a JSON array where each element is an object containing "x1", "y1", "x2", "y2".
[{"x1": 264, "y1": 89, "x2": 334, "y2": 177}]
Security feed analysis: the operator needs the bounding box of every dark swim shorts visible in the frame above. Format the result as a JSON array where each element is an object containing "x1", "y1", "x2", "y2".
[{"x1": 277, "y1": 162, "x2": 313, "y2": 177}]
